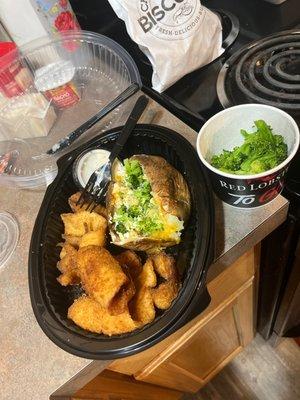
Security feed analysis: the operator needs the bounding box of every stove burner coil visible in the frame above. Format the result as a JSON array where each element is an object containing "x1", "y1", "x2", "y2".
[{"x1": 217, "y1": 30, "x2": 300, "y2": 116}]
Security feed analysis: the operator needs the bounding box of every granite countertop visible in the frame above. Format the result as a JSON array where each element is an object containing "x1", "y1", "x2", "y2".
[{"x1": 0, "y1": 97, "x2": 289, "y2": 400}]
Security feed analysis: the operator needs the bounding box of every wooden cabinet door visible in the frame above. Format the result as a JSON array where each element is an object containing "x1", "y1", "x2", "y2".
[
  {"x1": 72, "y1": 370, "x2": 183, "y2": 400},
  {"x1": 135, "y1": 281, "x2": 254, "y2": 393}
]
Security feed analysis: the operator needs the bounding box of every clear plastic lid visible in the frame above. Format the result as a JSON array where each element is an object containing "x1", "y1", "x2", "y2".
[
  {"x1": 0, "y1": 211, "x2": 19, "y2": 270},
  {"x1": 0, "y1": 31, "x2": 141, "y2": 189},
  {"x1": 34, "y1": 60, "x2": 75, "y2": 91}
]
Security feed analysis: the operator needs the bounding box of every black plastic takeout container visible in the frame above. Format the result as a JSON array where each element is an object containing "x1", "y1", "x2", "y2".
[{"x1": 28, "y1": 124, "x2": 215, "y2": 359}]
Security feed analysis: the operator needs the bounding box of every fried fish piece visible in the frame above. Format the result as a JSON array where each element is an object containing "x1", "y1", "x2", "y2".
[
  {"x1": 57, "y1": 272, "x2": 80, "y2": 286},
  {"x1": 79, "y1": 229, "x2": 106, "y2": 248},
  {"x1": 68, "y1": 296, "x2": 137, "y2": 335},
  {"x1": 61, "y1": 211, "x2": 107, "y2": 237},
  {"x1": 129, "y1": 287, "x2": 155, "y2": 324},
  {"x1": 108, "y1": 267, "x2": 136, "y2": 316},
  {"x1": 68, "y1": 192, "x2": 107, "y2": 218},
  {"x1": 62, "y1": 235, "x2": 81, "y2": 248},
  {"x1": 151, "y1": 280, "x2": 180, "y2": 310},
  {"x1": 150, "y1": 252, "x2": 177, "y2": 280},
  {"x1": 77, "y1": 246, "x2": 128, "y2": 309},
  {"x1": 129, "y1": 258, "x2": 157, "y2": 324},
  {"x1": 68, "y1": 296, "x2": 102, "y2": 333},
  {"x1": 59, "y1": 242, "x2": 78, "y2": 260},
  {"x1": 148, "y1": 252, "x2": 180, "y2": 309},
  {"x1": 115, "y1": 250, "x2": 143, "y2": 280},
  {"x1": 57, "y1": 243, "x2": 80, "y2": 286},
  {"x1": 136, "y1": 258, "x2": 157, "y2": 288},
  {"x1": 63, "y1": 229, "x2": 106, "y2": 249}
]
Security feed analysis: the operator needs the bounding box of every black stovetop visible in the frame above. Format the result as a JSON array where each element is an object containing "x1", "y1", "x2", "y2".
[{"x1": 70, "y1": 0, "x2": 300, "y2": 130}]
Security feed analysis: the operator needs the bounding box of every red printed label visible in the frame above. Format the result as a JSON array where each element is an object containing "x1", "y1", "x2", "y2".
[{"x1": 45, "y1": 82, "x2": 80, "y2": 108}]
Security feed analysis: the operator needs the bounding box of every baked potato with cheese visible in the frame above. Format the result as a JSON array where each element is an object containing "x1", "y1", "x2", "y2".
[{"x1": 107, "y1": 155, "x2": 191, "y2": 252}]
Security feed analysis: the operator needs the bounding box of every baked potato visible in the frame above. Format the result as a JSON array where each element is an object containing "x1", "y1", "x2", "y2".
[{"x1": 107, "y1": 155, "x2": 191, "y2": 252}]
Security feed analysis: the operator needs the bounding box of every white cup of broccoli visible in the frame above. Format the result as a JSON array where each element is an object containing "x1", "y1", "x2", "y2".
[{"x1": 197, "y1": 104, "x2": 299, "y2": 208}]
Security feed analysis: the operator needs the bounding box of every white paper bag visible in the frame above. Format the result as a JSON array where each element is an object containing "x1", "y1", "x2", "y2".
[{"x1": 108, "y1": 0, "x2": 223, "y2": 92}]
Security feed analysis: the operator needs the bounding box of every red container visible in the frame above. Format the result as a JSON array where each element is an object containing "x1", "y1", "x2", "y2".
[{"x1": 0, "y1": 42, "x2": 32, "y2": 97}]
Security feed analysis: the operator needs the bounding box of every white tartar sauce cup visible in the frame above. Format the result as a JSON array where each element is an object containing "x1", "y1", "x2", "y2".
[{"x1": 73, "y1": 148, "x2": 110, "y2": 189}]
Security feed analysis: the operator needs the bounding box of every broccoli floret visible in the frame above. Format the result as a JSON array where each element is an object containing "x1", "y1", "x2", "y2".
[
  {"x1": 210, "y1": 120, "x2": 287, "y2": 175},
  {"x1": 135, "y1": 180, "x2": 152, "y2": 205},
  {"x1": 137, "y1": 217, "x2": 164, "y2": 235},
  {"x1": 127, "y1": 205, "x2": 140, "y2": 218},
  {"x1": 124, "y1": 159, "x2": 142, "y2": 177},
  {"x1": 248, "y1": 160, "x2": 268, "y2": 174},
  {"x1": 211, "y1": 148, "x2": 246, "y2": 172},
  {"x1": 113, "y1": 160, "x2": 165, "y2": 237},
  {"x1": 124, "y1": 159, "x2": 144, "y2": 189},
  {"x1": 274, "y1": 135, "x2": 288, "y2": 164},
  {"x1": 115, "y1": 222, "x2": 127, "y2": 234}
]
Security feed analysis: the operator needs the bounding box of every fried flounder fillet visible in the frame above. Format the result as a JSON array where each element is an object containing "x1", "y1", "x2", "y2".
[
  {"x1": 108, "y1": 264, "x2": 136, "y2": 316},
  {"x1": 150, "y1": 252, "x2": 177, "y2": 280},
  {"x1": 107, "y1": 250, "x2": 143, "y2": 316},
  {"x1": 78, "y1": 230, "x2": 106, "y2": 248},
  {"x1": 130, "y1": 286, "x2": 155, "y2": 325},
  {"x1": 63, "y1": 229, "x2": 106, "y2": 249},
  {"x1": 77, "y1": 246, "x2": 128, "y2": 310},
  {"x1": 151, "y1": 280, "x2": 180, "y2": 310},
  {"x1": 57, "y1": 243, "x2": 80, "y2": 286},
  {"x1": 136, "y1": 258, "x2": 157, "y2": 288},
  {"x1": 68, "y1": 296, "x2": 137, "y2": 335},
  {"x1": 68, "y1": 192, "x2": 107, "y2": 218},
  {"x1": 59, "y1": 242, "x2": 76, "y2": 260},
  {"x1": 149, "y1": 252, "x2": 180, "y2": 310},
  {"x1": 61, "y1": 211, "x2": 107, "y2": 237},
  {"x1": 115, "y1": 250, "x2": 143, "y2": 280},
  {"x1": 62, "y1": 235, "x2": 81, "y2": 248},
  {"x1": 130, "y1": 258, "x2": 157, "y2": 324}
]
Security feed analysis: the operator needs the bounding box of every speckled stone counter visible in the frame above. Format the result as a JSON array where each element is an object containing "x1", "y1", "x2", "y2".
[{"x1": 0, "y1": 96, "x2": 289, "y2": 400}]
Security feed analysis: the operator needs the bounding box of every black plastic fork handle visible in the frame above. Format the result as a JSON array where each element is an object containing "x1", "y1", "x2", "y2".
[
  {"x1": 47, "y1": 82, "x2": 141, "y2": 155},
  {"x1": 76, "y1": 177, "x2": 96, "y2": 206},
  {"x1": 109, "y1": 95, "x2": 149, "y2": 162}
]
